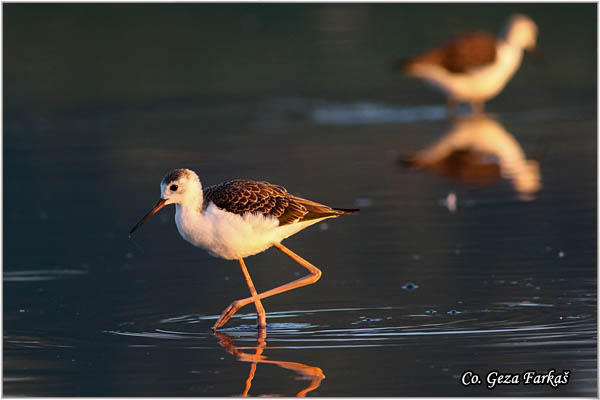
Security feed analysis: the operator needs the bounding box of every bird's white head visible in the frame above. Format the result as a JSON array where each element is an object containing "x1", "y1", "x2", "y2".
[
  {"x1": 160, "y1": 168, "x2": 202, "y2": 206},
  {"x1": 129, "y1": 168, "x2": 202, "y2": 236},
  {"x1": 503, "y1": 14, "x2": 538, "y2": 51}
]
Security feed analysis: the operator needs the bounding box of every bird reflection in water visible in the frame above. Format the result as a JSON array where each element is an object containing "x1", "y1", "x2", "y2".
[
  {"x1": 400, "y1": 114, "x2": 542, "y2": 200},
  {"x1": 215, "y1": 329, "x2": 325, "y2": 397}
]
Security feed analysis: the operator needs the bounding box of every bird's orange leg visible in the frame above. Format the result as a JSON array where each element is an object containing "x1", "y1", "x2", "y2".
[
  {"x1": 238, "y1": 258, "x2": 267, "y2": 328},
  {"x1": 213, "y1": 243, "x2": 322, "y2": 331},
  {"x1": 471, "y1": 101, "x2": 485, "y2": 114}
]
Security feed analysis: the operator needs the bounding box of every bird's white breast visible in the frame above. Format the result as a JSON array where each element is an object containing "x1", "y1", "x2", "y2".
[
  {"x1": 174, "y1": 203, "x2": 320, "y2": 260},
  {"x1": 411, "y1": 42, "x2": 523, "y2": 102}
]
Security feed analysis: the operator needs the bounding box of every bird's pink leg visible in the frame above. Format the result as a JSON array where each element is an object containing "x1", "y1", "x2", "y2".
[
  {"x1": 212, "y1": 243, "x2": 322, "y2": 331},
  {"x1": 238, "y1": 258, "x2": 267, "y2": 328}
]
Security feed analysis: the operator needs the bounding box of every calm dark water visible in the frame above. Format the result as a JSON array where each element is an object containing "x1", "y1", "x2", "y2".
[{"x1": 4, "y1": 4, "x2": 597, "y2": 397}]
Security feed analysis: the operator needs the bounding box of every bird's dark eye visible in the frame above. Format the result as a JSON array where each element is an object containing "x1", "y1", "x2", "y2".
[{"x1": 170, "y1": 184, "x2": 178, "y2": 192}]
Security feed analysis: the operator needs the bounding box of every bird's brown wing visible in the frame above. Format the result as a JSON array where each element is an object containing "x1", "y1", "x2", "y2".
[
  {"x1": 402, "y1": 32, "x2": 497, "y2": 73},
  {"x1": 203, "y1": 180, "x2": 355, "y2": 226}
]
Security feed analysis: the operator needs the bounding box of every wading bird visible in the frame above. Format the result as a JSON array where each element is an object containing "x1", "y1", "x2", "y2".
[
  {"x1": 397, "y1": 14, "x2": 539, "y2": 113},
  {"x1": 130, "y1": 169, "x2": 358, "y2": 331}
]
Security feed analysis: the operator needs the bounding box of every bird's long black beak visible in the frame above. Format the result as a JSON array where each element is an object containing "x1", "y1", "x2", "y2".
[
  {"x1": 129, "y1": 198, "x2": 168, "y2": 237},
  {"x1": 528, "y1": 45, "x2": 544, "y2": 63}
]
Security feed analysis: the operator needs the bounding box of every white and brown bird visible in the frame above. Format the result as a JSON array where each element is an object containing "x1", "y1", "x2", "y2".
[
  {"x1": 398, "y1": 14, "x2": 539, "y2": 113},
  {"x1": 129, "y1": 169, "x2": 358, "y2": 331}
]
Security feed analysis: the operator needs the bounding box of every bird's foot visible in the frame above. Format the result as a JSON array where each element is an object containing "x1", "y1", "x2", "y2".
[
  {"x1": 212, "y1": 300, "x2": 244, "y2": 331},
  {"x1": 256, "y1": 312, "x2": 267, "y2": 330}
]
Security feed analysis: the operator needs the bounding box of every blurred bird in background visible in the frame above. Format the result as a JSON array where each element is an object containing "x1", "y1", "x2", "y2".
[{"x1": 397, "y1": 14, "x2": 540, "y2": 114}]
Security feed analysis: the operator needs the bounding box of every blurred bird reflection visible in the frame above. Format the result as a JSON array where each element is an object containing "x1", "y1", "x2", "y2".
[
  {"x1": 400, "y1": 114, "x2": 542, "y2": 200},
  {"x1": 215, "y1": 330, "x2": 325, "y2": 397}
]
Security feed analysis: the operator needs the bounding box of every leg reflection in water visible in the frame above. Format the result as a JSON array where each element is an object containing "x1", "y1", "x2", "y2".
[{"x1": 214, "y1": 329, "x2": 325, "y2": 397}]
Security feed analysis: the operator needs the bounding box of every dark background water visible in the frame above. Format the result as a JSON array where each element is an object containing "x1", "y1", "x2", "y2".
[{"x1": 3, "y1": 3, "x2": 597, "y2": 397}]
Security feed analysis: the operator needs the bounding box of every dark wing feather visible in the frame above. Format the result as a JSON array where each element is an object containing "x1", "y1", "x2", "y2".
[
  {"x1": 203, "y1": 179, "x2": 357, "y2": 226},
  {"x1": 402, "y1": 32, "x2": 497, "y2": 73}
]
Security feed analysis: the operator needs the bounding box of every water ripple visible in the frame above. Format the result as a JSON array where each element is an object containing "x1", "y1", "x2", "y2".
[
  {"x1": 107, "y1": 306, "x2": 595, "y2": 350},
  {"x1": 257, "y1": 96, "x2": 594, "y2": 126},
  {"x1": 4, "y1": 269, "x2": 88, "y2": 282}
]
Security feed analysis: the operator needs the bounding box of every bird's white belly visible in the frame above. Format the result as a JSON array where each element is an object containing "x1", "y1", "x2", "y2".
[
  {"x1": 416, "y1": 65, "x2": 511, "y2": 102},
  {"x1": 175, "y1": 203, "x2": 320, "y2": 260},
  {"x1": 452, "y1": 63, "x2": 516, "y2": 101}
]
